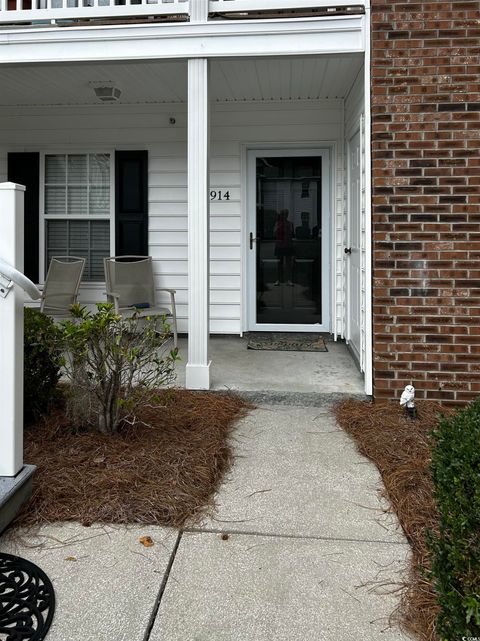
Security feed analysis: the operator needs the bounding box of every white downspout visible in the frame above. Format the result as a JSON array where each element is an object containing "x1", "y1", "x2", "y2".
[{"x1": 363, "y1": 1, "x2": 373, "y2": 397}]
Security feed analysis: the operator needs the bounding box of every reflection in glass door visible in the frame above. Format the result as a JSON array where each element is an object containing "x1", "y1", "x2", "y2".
[{"x1": 254, "y1": 155, "x2": 324, "y2": 326}]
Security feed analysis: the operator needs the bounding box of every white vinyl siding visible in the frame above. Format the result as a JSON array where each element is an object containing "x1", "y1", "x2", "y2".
[
  {"x1": 344, "y1": 66, "x2": 366, "y2": 370},
  {"x1": 360, "y1": 113, "x2": 366, "y2": 373},
  {"x1": 213, "y1": 100, "x2": 343, "y2": 334},
  {"x1": 334, "y1": 124, "x2": 345, "y2": 340},
  {"x1": 0, "y1": 100, "x2": 344, "y2": 333}
]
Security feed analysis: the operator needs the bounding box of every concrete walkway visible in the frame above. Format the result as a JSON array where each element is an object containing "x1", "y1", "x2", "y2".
[{"x1": 0, "y1": 401, "x2": 412, "y2": 641}]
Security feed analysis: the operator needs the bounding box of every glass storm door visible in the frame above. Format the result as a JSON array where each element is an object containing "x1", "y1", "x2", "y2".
[{"x1": 247, "y1": 150, "x2": 330, "y2": 332}]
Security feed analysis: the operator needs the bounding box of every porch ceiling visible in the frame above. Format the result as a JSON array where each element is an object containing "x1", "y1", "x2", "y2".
[
  {"x1": 211, "y1": 54, "x2": 363, "y2": 102},
  {"x1": 0, "y1": 54, "x2": 363, "y2": 107}
]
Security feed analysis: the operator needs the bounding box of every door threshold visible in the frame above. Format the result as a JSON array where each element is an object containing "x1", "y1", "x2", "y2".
[
  {"x1": 248, "y1": 325, "x2": 331, "y2": 333},
  {"x1": 245, "y1": 330, "x2": 332, "y2": 337}
]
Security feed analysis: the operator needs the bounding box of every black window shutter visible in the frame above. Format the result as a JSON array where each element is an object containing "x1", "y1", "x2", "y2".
[
  {"x1": 115, "y1": 150, "x2": 148, "y2": 256},
  {"x1": 7, "y1": 152, "x2": 40, "y2": 283}
]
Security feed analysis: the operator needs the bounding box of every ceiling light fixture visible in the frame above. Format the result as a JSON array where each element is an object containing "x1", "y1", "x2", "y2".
[{"x1": 89, "y1": 81, "x2": 121, "y2": 103}]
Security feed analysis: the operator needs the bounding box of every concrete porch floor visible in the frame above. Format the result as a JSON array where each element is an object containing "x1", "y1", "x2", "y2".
[{"x1": 175, "y1": 335, "x2": 365, "y2": 396}]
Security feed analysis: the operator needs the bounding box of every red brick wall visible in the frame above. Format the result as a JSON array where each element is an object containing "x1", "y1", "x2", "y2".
[{"x1": 371, "y1": 1, "x2": 480, "y2": 404}]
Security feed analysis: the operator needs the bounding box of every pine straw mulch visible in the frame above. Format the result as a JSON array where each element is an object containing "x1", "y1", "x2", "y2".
[
  {"x1": 14, "y1": 389, "x2": 251, "y2": 530},
  {"x1": 334, "y1": 399, "x2": 455, "y2": 641}
]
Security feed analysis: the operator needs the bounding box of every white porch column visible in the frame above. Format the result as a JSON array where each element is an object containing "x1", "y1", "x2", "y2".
[
  {"x1": 186, "y1": 58, "x2": 211, "y2": 390},
  {"x1": 189, "y1": 0, "x2": 208, "y2": 23},
  {"x1": 0, "y1": 183, "x2": 25, "y2": 476}
]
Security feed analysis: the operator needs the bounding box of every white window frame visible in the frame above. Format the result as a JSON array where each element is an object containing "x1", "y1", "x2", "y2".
[{"x1": 39, "y1": 149, "x2": 115, "y2": 284}]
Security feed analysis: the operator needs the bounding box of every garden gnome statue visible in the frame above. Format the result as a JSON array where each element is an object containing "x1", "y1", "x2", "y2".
[{"x1": 400, "y1": 384, "x2": 417, "y2": 419}]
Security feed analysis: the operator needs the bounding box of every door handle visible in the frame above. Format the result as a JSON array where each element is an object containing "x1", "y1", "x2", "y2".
[
  {"x1": 344, "y1": 247, "x2": 352, "y2": 255},
  {"x1": 250, "y1": 232, "x2": 257, "y2": 250}
]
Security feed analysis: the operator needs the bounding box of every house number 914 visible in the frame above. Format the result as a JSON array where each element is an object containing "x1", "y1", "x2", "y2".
[{"x1": 210, "y1": 190, "x2": 231, "y2": 201}]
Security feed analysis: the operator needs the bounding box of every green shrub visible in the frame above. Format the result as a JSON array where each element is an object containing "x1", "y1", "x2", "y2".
[
  {"x1": 60, "y1": 303, "x2": 178, "y2": 434},
  {"x1": 24, "y1": 308, "x2": 62, "y2": 422},
  {"x1": 429, "y1": 398, "x2": 480, "y2": 640}
]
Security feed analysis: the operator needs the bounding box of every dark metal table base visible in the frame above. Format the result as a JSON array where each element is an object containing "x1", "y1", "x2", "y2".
[{"x1": 0, "y1": 552, "x2": 55, "y2": 641}]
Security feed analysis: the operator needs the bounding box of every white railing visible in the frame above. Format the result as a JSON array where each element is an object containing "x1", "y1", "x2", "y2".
[
  {"x1": 0, "y1": 0, "x2": 364, "y2": 25},
  {"x1": 0, "y1": 0, "x2": 189, "y2": 23},
  {"x1": 210, "y1": 0, "x2": 363, "y2": 11}
]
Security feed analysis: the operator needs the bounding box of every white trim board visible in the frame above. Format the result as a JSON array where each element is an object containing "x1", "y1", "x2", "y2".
[
  {"x1": 211, "y1": 0, "x2": 367, "y2": 9},
  {"x1": 0, "y1": 16, "x2": 365, "y2": 65}
]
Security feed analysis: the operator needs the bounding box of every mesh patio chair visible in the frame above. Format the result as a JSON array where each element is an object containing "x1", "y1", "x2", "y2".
[
  {"x1": 40, "y1": 256, "x2": 85, "y2": 316},
  {"x1": 104, "y1": 255, "x2": 178, "y2": 347}
]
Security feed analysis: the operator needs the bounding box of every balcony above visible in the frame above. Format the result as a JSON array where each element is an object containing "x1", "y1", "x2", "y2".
[{"x1": 0, "y1": 0, "x2": 366, "y2": 27}]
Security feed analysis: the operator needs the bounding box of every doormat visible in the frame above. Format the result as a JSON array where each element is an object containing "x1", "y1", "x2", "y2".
[
  {"x1": 247, "y1": 333, "x2": 328, "y2": 352},
  {"x1": 0, "y1": 552, "x2": 55, "y2": 641}
]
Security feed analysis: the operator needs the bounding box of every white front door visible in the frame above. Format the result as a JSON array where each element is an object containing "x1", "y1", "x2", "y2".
[
  {"x1": 347, "y1": 130, "x2": 361, "y2": 360},
  {"x1": 247, "y1": 148, "x2": 330, "y2": 332}
]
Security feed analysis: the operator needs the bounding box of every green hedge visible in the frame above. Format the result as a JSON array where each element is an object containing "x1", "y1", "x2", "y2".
[
  {"x1": 430, "y1": 398, "x2": 480, "y2": 640},
  {"x1": 24, "y1": 308, "x2": 62, "y2": 422}
]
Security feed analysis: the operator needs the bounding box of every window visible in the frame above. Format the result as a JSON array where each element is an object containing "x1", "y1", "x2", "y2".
[{"x1": 43, "y1": 153, "x2": 112, "y2": 282}]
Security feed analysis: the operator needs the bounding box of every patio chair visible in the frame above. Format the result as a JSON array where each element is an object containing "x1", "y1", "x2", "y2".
[
  {"x1": 40, "y1": 256, "x2": 85, "y2": 316},
  {"x1": 104, "y1": 255, "x2": 177, "y2": 347}
]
